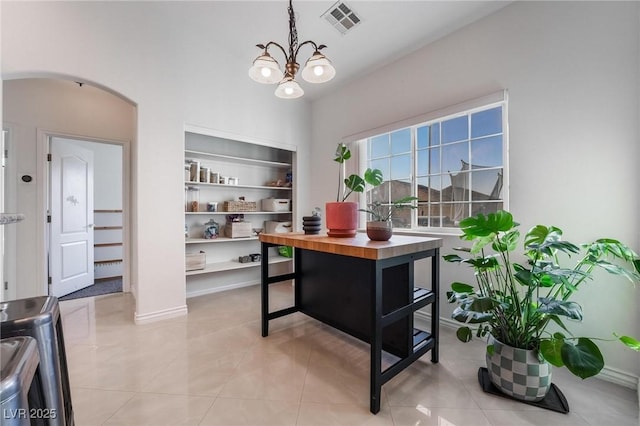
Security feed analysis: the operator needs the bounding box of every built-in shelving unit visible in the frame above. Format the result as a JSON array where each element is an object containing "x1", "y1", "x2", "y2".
[{"x1": 184, "y1": 127, "x2": 296, "y2": 298}]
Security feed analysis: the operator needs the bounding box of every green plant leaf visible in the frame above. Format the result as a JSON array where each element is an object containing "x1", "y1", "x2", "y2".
[
  {"x1": 486, "y1": 343, "x2": 495, "y2": 356},
  {"x1": 540, "y1": 338, "x2": 565, "y2": 367},
  {"x1": 459, "y1": 210, "x2": 515, "y2": 237},
  {"x1": 363, "y1": 168, "x2": 383, "y2": 186},
  {"x1": 514, "y1": 268, "x2": 533, "y2": 287},
  {"x1": 333, "y1": 143, "x2": 351, "y2": 163},
  {"x1": 456, "y1": 327, "x2": 472, "y2": 342},
  {"x1": 560, "y1": 338, "x2": 604, "y2": 379},
  {"x1": 451, "y1": 306, "x2": 493, "y2": 324},
  {"x1": 468, "y1": 297, "x2": 500, "y2": 313},
  {"x1": 443, "y1": 254, "x2": 465, "y2": 263},
  {"x1": 537, "y1": 298, "x2": 583, "y2": 321},
  {"x1": 451, "y1": 282, "x2": 475, "y2": 293},
  {"x1": 592, "y1": 259, "x2": 640, "y2": 282},
  {"x1": 344, "y1": 174, "x2": 365, "y2": 193},
  {"x1": 546, "y1": 314, "x2": 572, "y2": 334},
  {"x1": 614, "y1": 333, "x2": 640, "y2": 351},
  {"x1": 471, "y1": 234, "x2": 496, "y2": 253}
]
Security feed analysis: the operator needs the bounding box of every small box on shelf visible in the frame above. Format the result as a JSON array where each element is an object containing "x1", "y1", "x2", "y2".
[
  {"x1": 224, "y1": 222, "x2": 253, "y2": 238},
  {"x1": 261, "y1": 199, "x2": 291, "y2": 212},
  {"x1": 265, "y1": 221, "x2": 292, "y2": 234},
  {"x1": 224, "y1": 200, "x2": 257, "y2": 212},
  {"x1": 186, "y1": 251, "x2": 206, "y2": 271}
]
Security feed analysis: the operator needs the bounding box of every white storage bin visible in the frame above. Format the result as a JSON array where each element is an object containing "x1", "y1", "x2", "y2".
[
  {"x1": 265, "y1": 221, "x2": 292, "y2": 234},
  {"x1": 261, "y1": 199, "x2": 291, "y2": 212}
]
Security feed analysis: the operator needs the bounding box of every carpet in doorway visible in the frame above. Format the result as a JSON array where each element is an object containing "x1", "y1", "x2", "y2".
[{"x1": 59, "y1": 278, "x2": 122, "y2": 301}]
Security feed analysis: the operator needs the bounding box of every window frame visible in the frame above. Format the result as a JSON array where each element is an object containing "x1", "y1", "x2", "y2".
[{"x1": 348, "y1": 91, "x2": 509, "y2": 235}]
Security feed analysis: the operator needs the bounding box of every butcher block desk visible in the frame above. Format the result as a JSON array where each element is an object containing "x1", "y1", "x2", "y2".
[{"x1": 259, "y1": 233, "x2": 443, "y2": 414}]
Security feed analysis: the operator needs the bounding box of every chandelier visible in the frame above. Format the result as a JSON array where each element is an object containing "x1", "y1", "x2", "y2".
[{"x1": 248, "y1": 0, "x2": 336, "y2": 99}]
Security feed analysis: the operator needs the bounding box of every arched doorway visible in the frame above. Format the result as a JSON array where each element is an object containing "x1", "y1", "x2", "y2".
[{"x1": 2, "y1": 77, "x2": 136, "y2": 302}]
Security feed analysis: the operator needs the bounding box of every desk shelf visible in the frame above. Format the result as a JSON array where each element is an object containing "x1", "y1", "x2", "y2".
[{"x1": 187, "y1": 257, "x2": 291, "y2": 276}]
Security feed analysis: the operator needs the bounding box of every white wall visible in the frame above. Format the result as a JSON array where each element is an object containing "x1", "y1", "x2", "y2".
[
  {"x1": 310, "y1": 2, "x2": 640, "y2": 381},
  {"x1": 3, "y1": 79, "x2": 134, "y2": 299},
  {"x1": 1, "y1": 2, "x2": 311, "y2": 322}
]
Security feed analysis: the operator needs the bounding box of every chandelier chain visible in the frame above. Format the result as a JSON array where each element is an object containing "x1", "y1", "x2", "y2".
[{"x1": 287, "y1": 0, "x2": 298, "y2": 66}]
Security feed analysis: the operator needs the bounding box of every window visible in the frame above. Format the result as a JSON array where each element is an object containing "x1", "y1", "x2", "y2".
[{"x1": 362, "y1": 98, "x2": 506, "y2": 231}]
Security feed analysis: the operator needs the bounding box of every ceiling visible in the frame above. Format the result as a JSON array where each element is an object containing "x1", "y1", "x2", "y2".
[{"x1": 234, "y1": 1, "x2": 512, "y2": 100}]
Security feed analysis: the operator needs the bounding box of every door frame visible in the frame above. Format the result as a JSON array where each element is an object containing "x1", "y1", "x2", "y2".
[{"x1": 37, "y1": 129, "x2": 131, "y2": 295}]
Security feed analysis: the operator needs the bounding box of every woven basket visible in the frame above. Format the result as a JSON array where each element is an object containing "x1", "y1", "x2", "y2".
[{"x1": 223, "y1": 200, "x2": 257, "y2": 212}]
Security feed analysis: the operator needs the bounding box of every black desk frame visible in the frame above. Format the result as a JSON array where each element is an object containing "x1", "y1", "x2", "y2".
[{"x1": 261, "y1": 242, "x2": 440, "y2": 414}]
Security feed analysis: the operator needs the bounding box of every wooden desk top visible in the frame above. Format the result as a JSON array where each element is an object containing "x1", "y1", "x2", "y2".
[{"x1": 259, "y1": 232, "x2": 442, "y2": 260}]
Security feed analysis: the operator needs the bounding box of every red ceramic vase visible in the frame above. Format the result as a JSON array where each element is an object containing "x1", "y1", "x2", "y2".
[{"x1": 325, "y1": 202, "x2": 358, "y2": 237}]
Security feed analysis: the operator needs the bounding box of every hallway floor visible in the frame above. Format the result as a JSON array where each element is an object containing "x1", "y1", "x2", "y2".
[{"x1": 59, "y1": 284, "x2": 639, "y2": 425}]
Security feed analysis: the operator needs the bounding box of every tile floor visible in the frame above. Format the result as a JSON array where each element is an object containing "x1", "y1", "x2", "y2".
[{"x1": 59, "y1": 283, "x2": 639, "y2": 425}]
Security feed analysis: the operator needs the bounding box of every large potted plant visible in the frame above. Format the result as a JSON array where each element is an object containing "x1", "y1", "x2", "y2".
[
  {"x1": 326, "y1": 143, "x2": 382, "y2": 237},
  {"x1": 359, "y1": 196, "x2": 418, "y2": 241},
  {"x1": 445, "y1": 211, "x2": 640, "y2": 402}
]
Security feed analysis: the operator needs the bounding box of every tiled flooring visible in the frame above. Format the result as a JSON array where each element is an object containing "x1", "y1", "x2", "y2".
[{"x1": 59, "y1": 283, "x2": 639, "y2": 425}]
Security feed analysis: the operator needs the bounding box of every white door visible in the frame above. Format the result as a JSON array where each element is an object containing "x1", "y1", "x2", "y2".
[{"x1": 50, "y1": 138, "x2": 94, "y2": 297}]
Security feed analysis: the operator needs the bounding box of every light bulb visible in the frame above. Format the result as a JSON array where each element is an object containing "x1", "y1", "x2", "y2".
[
  {"x1": 284, "y1": 87, "x2": 294, "y2": 95},
  {"x1": 261, "y1": 67, "x2": 272, "y2": 78},
  {"x1": 313, "y1": 66, "x2": 324, "y2": 76}
]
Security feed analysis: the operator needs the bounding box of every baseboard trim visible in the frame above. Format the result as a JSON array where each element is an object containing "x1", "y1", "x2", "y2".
[
  {"x1": 134, "y1": 304, "x2": 188, "y2": 324},
  {"x1": 415, "y1": 311, "x2": 639, "y2": 391},
  {"x1": 186, "y1": 280, "x2": 259, "y2": 299}
]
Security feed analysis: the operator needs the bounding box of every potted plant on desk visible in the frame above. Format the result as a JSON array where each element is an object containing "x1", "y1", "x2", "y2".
[
  {"x1": 360, "y1": 196, "x2": 418, "y2": 241},
  {"x1": 326, "y1": 143, "x2": 383, "y2": 237},
  {"x1": 445, "y1": 210, "x2": 640, "y2": 402}
]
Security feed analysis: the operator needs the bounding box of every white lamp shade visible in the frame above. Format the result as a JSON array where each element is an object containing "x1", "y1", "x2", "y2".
[
  {"x1": 274, "y1": 77, "x2": 304, "y2": 99},
  {"x1": 248, "y1": 54, "x2": 284, "y2": 84},
  {"x1": 301, "y1": 53, "x2": 336, "y2": 83}
]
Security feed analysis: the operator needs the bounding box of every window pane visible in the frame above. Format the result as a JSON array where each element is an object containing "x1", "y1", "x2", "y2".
[
  {"x1": 370, "y1": 134, "x2": 389, "y2": 158},
  {"x1": 417, "y1": 126, "x2": 429, "y2": 149},
  {"x1": 367, "y1": 181, "x2": 389, "y2": 204},
  {"x1": 390, "y1": 154, "x2": 411, "y2": 180},
  {"x1": 370, "y1": 158, "x2": 389, "y2": 180},
  {"x1": 471, "y1": 169, "x2": 503, "y2": 200},
  {"x1": 417, "y1": 177, "x2": 429, "y2": 201},
  {"x1": 442, "y1": 142, "x2": 468, "y2": 172},
  {"x1": 429, "y1": 147, "x2": 440, "y2": 174},
  {"x1": 416, "y1": 150, "x2": 428, "y2": 176},
  {"x1": 431, "y1": 123, "x2": 440, "y2": 146},
  {"x1": 471, "y1": 201, "x2": 503, "y2": 217},
  {"x1": 417, "y1": 202, "x2": 441, "y2": 227},
  {"x1": 391, "y1": 129, "x2": 411, "y2": 154},
  {"x1": 444, "y1": 171, "x2": 470, "y2": 203},
  {"x1": 390, "y1": 179, "x2": 412, "y2": 200},
  {"x1": 442, "y1": 116, "x2": 468, "y2": 143},
  {"x1": 391, "y1": 208, "x2": 411, "y2": 228},
  {"x1": 471, "y1": 106, "x2": 502, "y2": 138},
  {"x1": 471, "y1": 135, "x2": 502, "y2": 167},
  {"x1": 446, "y1": 203, "x2": 469, "y2": 225},
  {"x1": 429, "y1": 176, "x2": 442, "y2": 203}
]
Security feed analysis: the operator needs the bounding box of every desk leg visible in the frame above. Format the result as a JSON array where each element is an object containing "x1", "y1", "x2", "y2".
[
  {"x1": 370, "y1": 263, "x2": 382, "y2": 414},
  {"x1": 261, "y1": 242, "x2": 269, "y2": 337},
  {"x1": 431, "y1": 248, "x2": 440, "y2": 363}
]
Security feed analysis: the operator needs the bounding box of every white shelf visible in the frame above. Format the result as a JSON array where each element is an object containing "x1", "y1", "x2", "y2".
[
  {"x1": 185, "y1": 150, "x2": 291, "y2": 168},
  {"x1": 186, "y1": 256, "x2": 292, "y2": 276},
  {"x1": 186, "y1": 237, "x2": 258, "y2": 244},
  {"x1": 186, "y1": 211, "x2": 291, "y2": 215},
  {"x1": 184, "y1": 181, "x2": 292, "y2": 191}
]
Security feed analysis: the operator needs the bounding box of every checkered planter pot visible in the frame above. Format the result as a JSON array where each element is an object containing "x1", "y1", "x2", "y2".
[{"x1": 486, "y1": 335, "x2": 552, "y2": 402}]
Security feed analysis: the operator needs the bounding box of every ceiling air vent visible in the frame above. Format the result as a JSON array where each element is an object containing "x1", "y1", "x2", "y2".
[{"x1": 322, "y1": 1, "x2": 361, "y2": 35}]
